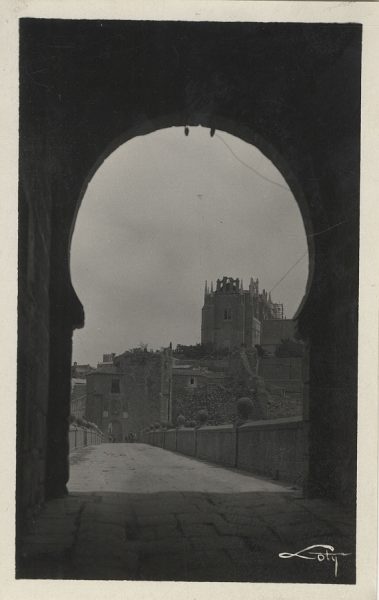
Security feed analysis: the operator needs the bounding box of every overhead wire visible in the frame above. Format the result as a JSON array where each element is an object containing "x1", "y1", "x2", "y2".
[
  {"x1": 215, "y1": 133, "x2": 290, "y2": 192},
  {"x1": 215, "y1": 132, "x2": 306, "y2": 293},
  {"x1": 268, "y1": 252, "x2": 308, "y2": 294},
  {"x1": 215, "y1": 132, "x2": 347, "y2": 295}
]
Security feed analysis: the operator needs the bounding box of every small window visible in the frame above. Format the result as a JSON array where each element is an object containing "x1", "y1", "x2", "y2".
[
  {"x1": 224, "y1": 308, "x2": 232, "y2": 320},
  {"x1": 111, "y1": 378, "x2": 120, "y2": 393}
]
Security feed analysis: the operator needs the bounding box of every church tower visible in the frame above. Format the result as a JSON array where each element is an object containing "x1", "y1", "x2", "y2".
[{"x1": 201, "y1": 276, "x2": 281, "y2": 351}]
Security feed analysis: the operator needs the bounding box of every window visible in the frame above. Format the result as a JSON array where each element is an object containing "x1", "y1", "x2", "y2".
[
  {"x1": 224, "y1": 308, "x2": 232, "y2": 320},
  {"x1": 111, "y1": 378, "x2": 120, "y2": 393}
]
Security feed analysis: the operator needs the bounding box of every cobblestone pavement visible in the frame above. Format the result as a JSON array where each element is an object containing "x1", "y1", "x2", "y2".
[{"x1": 18, "y1": 444, "x2": 355, "y2": 583}]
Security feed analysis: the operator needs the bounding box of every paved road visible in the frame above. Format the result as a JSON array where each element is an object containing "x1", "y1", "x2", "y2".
[
  {"x1": 19, "y1": 443, "x2": 355, "y2": 583},
  {"x1": 68, "y1": 443, "x2": 290, "y2": 494}
]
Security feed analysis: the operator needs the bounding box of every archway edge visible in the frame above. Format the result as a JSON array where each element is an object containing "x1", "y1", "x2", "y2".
[
  {"x1": 69, "y1": 113, "x2": 314, "y2": 331},
  {"x1": 17, "y1": 20, "x2": 360, "y2": 518}
]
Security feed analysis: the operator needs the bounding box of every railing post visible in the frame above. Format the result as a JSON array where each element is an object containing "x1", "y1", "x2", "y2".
[{"x1": 234, "y1": 422, "x2": 239, "y2": 468}]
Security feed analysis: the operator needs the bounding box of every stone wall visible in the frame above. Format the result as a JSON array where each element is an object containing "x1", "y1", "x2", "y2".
[
  {"x1": 152, "y1": 429, "x2": 164, "y2": 448},
  {"x1": 261, "y1": 320, "x2": 296, "y2": 353},
  {"x1": 68, "y1": 426, "x2": 104, "y2": 453},
  {"x1": 173, "y1": 382, "x2": 237, "y2": 425},
  {"x1": 163, "y1": 429, "x2": 177, "y2": 451},
  {"x1": 176, "y1": 428, "x2": 196, "y2": 456},
  {"x1": 237, "y1": 418, "x2": 306, "y2": 484},
  {"x1": 259, "y1": 357, "x2": 303, "y2": 380},
  {"x1": 18, "y1": 169, "x2": 52, "y2": 530},
  {"x1": 171, "y1": 352, "x2": 303, "y2": 425},
  {"x1": 258, "y1": 357, "x2": 303, "y2": 419},
  {"x1": 196, "y1": 425, "x2": 236, "y2": 467},
  {"x1": 142, "y1": 417, "x2": 307, "y2": 486},
  {"x1": 264, "y1": 384, "x2": 303, "y2": 419}
]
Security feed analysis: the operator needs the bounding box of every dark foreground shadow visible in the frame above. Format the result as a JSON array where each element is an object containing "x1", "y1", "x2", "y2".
[{"x1": 17, "y1": 490, "x2": 355, "y2": 584}]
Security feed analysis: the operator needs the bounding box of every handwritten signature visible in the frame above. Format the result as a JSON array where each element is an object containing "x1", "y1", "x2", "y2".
[{"x1": 278, "y1": 544, "x2": 351, "y2": 577}]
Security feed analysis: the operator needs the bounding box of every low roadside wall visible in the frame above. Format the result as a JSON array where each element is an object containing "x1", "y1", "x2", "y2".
[
  {"x1": 196, "y1": 425, "x2": 236, "y2": 467},
  {"x1": 69, "y1": 426, "x2": 104, "y2": 453},
  {"x1": 164, "y1": 429, "x2": 177, "y2": 451},
  {"x1": 152, "y1": 429, "x2": 164, "y2": 448},
  {"x1": 237, "y1": 417, "x2": 306, "y2": 484},
  {"x1": 140, "y1": 417, "x2": 307, "y2": 485},
  {"x1": 176, "y1": 428, "x2": 196, "y2": 456}
]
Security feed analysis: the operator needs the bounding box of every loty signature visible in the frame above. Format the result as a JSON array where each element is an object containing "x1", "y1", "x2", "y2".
[{"x1": 278, "y1": 544, "x2": 351, "y2": 577}]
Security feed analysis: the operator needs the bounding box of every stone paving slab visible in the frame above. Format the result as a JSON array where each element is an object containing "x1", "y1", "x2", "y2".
[{"x1": 17, "y1": 443, "x2": 355, "y2": 583}]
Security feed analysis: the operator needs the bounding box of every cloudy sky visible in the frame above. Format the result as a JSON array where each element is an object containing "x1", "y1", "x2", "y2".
[{"x1": 70, "y1": 127, "x2": 308, "y2": 366}]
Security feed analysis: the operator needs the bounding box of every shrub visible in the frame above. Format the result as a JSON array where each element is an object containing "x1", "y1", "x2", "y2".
[
  {"x1": 188, "y1": 420, "x2": 197, "y2": 428},
  {"x1": 237, "y1": 397, "x2": 253, "y2": 421},
  {"x1": 254, "y1": 344, "x2": 269, "y2": 358},
  {"x1": 176, "y1": 414, "x2": 186, "y2": 428},
  {"x1": 196, "y1": 410, "x2": 208, "y2": 426}
]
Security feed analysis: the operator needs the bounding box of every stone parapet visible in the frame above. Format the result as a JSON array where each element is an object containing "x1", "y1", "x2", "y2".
[{"x1": 141, "y1": 417, "x2": 306, "y2": 486}]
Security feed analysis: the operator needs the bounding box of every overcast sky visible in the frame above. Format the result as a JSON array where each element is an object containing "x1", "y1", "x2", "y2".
[{"x1": 70, "y1": 126, "x2": 308, "y2": 366}]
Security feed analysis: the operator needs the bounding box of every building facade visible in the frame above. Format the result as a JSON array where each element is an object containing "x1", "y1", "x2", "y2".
[
  {"x1": 201, "y1": 276, "x2": 284, "y2": 351},
  {"x1": 261, "y1": 319, "x2": 296, "y2": 355},
  {"x1": 70, "y1": 378, "x2": 87, "y2": 419},
  {"x1": 85, "y1": 361, "x2": 128, "y2": 441},
  {"x1": 71, "y1": 362, "x2": 95, "y2": 378},
  {"x1": 85, "y1": 351, "x2": 163, "y2": 440}
]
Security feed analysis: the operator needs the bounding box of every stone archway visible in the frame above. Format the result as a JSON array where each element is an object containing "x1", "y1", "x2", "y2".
[{"x1": 18, "y1": 20, "x2": 361, "y2": 534}]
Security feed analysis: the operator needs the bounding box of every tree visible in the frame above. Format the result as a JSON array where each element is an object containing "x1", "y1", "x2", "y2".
[
  {"x1": 196, "y1": 409, "x2": 208, "y2": 426},
  {"x1": 236, "y1": 397, "x2": 253, "y2": 421},
  {"x1": 176, "y1": 414, "x2": 186, "y2": 428},
  {"x1": 254, "y1": 344, "x2": 269, "y2": 358},
  {"x1": 172, "y1": 342, "x2": 232, "y2": 359}
]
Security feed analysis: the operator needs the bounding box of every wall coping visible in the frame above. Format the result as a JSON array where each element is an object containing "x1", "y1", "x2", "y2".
[
  {"x1": 69, "y1": 424, "x2": 104, "y2": 434},
  {"x1": 196, "y1": 424, "x2": 234, "y2": 432},
  {"x1": 177, "y1": 428, "x2": 196, "y2": 432},
  {"x1": 239, "y1": 416, "x2": 304, "y2": 431},
  {"x1": 154, "y1": 419, "x2": 304, "y2": 434}
]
